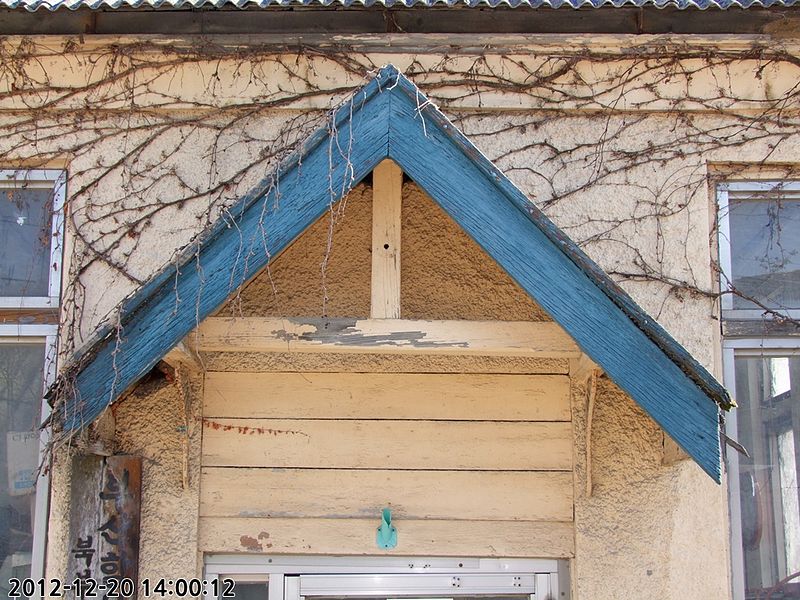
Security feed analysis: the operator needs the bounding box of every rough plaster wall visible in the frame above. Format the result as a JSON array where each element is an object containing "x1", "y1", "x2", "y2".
[
  {"x1": 47, "y1": 375, "x2": 202, "y2": 581},
  {"x1": 225, "y1": 179, "x2": 550, "y2": 321},
  {"x1": 44, "y1": 446, "x2": 74, "y2": 587},
  {"x1": 112, "y1": 372, "x2": 204, "y2": 581},
  {"x1": 570, "y1": 375, "x2": 729, "y2": 600},
  {"x1": 221, "y1": 183, "x2": 372, "y2": 318},
  {"x1": 401, "y1": 182, "x2": 550, "y2": 321},
  {"x1": 46, "y1": 372, "x2": 204, "y2": 584}
]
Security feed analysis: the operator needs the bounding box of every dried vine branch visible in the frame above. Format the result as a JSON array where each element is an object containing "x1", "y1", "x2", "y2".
[{"x1": 1, "y1": 37, "x2": 798, "y2": 439}]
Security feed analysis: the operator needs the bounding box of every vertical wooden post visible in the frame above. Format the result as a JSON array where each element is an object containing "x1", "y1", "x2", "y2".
[{"x1": 371, "y1": 159, "x2": 403, "y2": 319}]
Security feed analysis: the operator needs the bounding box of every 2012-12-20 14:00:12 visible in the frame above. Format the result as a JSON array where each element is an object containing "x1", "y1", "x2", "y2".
[{"x1": 8, "y1": 577, "x2": 237, "y2": 597}]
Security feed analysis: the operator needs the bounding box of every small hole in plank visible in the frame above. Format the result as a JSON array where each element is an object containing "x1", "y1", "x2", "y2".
[{"x1": 384, "y1": 243, "x2": 390, "y2": 250}]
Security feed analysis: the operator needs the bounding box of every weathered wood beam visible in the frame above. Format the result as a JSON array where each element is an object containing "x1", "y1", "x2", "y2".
[
  {"x1": 202, "y1": 418, "x2": 572, "y2": 470},
  {"x1": 163, "y1": 341, "x2": 203, "y2": 373},
  {"x1": 569, "y1": 353, "x2": 602, "y2": 383},
  {"x1": 192, "y1": 317, "x2": 580, "y2": 357},
  {"x1": 662, "y1": 435, "x2": 690, "y2": 466},
  {"x1": 198, "y1": 517, "x2": 575, "y2": 558},
  {"x1": 371, "y1": 159, "x2": 403, "y2": 319},
  {"x1": 200, "y1": 468, "x2": 574, "y2": 522},
  {"x1": 86, "y1": 409, "x2": 116, "y2": 457},
  {"x1": 204, "y1": 372, "x2": 571, "y2": 421}
]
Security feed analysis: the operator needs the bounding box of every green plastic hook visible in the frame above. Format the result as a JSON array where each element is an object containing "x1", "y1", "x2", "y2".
[{"x1": 376, "y1": 508, "x2": 397, "y2": 549}]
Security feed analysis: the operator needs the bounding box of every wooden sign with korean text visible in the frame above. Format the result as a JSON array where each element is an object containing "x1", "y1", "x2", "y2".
[{"x1": 67, "y1": 455, "x2": 142, "y2": 599}]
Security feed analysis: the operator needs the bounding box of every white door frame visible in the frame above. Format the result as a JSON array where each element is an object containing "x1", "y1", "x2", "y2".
[{"x1": 204, "y1": 556, "x2": 563, "y2": 600}]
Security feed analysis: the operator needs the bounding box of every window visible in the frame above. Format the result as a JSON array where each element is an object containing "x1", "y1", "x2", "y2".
[
  {"x1": 0, "y1": 170, "x2": 64, "y2": 599},
  {"x1": 719, "y1": 181, "x2": 800, "y2": 317},
  {"x1": 719, "y1": 181, "x2": 800, "y2": 600}
]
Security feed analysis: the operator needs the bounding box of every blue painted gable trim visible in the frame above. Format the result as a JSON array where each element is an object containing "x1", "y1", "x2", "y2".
[
  {"x1": 386, "y1": 75, "x2": 724, "y2": 481},
  {"x1": 385, "y1": 74, "x2": 731, "y2": 412},
  {"x1": 57, "y1": 64, "x2": 727, "y2": 481},
  {"x1": 59, "y1": 67, "x2": 393, "y2": 428}
]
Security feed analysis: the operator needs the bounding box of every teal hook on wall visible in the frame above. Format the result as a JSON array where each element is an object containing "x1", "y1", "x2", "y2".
[{"x1": 376, "y1": 508, "x2": 397, "y2": 549}]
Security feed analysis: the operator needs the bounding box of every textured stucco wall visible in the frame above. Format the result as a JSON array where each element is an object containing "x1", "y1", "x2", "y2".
[
  {"x1": 46, "y1": 369, "x2": 204, "y2": 587},
  {"x1": 570, "y1": 376, "x2": 730, "y2": 600},
  {"x1": 29, "y1": 43, "x2": 790, "y2": 599},
  {"x1": 401, "y1": 183, "x2": 550, "y2": 321},
  {"x1": 226, "y1": 181, "x2": 549, "y2": 321},
  {"x1": 221, "y1": 183, "x2": 373, "y2": 318},
  {"x1": 112, "y1": 371, "x2": 203, "y2": 581}
]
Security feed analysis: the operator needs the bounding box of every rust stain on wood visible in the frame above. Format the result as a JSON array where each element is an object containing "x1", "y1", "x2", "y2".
[{"x1": 203, "y1": 419, "x2": 308, "y2": 437}]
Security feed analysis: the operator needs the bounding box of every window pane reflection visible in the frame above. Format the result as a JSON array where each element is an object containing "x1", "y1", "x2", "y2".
[
  {"x1": 0, "y1": 343, "x2": 44, "y2": 597},
  {"x1": 735, "y1": 355, "x2": 800, "y2": 599},
  {"x1": 0, "y1": 187, "x2": 54, "y2": 297},
  {"x1": 226, "y1": 581, "x2": 268, "y2": 599},
  {"x1": 729, "y1": 194, "x2": 800, "y2": 310}
]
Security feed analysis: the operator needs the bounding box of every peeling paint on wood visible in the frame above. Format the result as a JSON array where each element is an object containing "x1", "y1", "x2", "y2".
[{"x1": 195, "y1": 317, "x2": 580, "y2": 357}]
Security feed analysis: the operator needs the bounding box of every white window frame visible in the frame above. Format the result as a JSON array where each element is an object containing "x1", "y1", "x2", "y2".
[
  {"x1": 0, "y1": 169, "x2": 66, "y2": 308},
  {"x1": 0, "y1": 168, "x2": 64, "y2": 599},
  {"x1": 719, "y1": 179, "x2": 800, "y2": 600},
  {"x1": 722, "y1": 341, "x2": 800, "y2": 600},
  {"x1": 0, "y1": 328, "x2": 58, "y2": 596},
  {"x1": 717, "y1": 180, "x2": 800, "y2": 321},
  {"x1": 203, "y1": 556, "x2": 565, "y2": 600}
]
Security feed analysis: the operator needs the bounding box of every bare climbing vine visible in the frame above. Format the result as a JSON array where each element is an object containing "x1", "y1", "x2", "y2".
[{"x1": 1, "y1": 35, "x2": 799, "y2": 442}]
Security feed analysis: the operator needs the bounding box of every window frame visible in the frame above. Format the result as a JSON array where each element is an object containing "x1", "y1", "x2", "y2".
[
  {"x1": 719, "y1": 179, "x2": 800, "y2": 600},
  {"x1": 721, "y1": 341, "x2": 800, "y2": 600},
  {"x1": 717, "y1": 180, "x2": 800, "y2": 321},
  {"x1": 0, "y1": 328, "x2": 58, "y2": 592},
  {"x1": 0, "y1": 168, "x2": 65, "y2": 599},
  {"x1": 0, "y1": 169, "x2": 66, "y2": 309}
]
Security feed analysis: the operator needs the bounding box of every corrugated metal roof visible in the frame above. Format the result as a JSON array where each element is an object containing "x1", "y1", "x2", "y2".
[{"x1": 2, "y1": 0, "x2": 796, "y2": 11}]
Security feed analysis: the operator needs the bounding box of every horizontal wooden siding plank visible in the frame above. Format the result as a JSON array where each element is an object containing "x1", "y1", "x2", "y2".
[
  {"x1": 201, "y1": 419, "x2": 572, "y2": 471},
  {"x1": 198, "y1": 517, "x2": 575, "y2": 558},
  {"x1": 194, "y1": 318, "x2": 579, "y2": 358},
  {"x1": 203, "y1": 372, "x2": 570, "y2": 421},
  {"x1": 200, "y1": 468, "x2": 574, "y2": 521}
]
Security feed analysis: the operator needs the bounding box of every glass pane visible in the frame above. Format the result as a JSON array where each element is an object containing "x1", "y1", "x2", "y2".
[
  {"x1": 0, "y1": 343, "x2": 44, "y2": 598},
  {"x1": 226, "y1": 581, "x2": 268, "y2": 599},
  {"x1": 729, "y1": 195, "x2": 800, "y2": 310},
  {"x1": 734, "y1": 355, "x2": 800, "y2": 599},
  {"x1": 0, "y1": 186, "x2": 54, "y2": 297}
]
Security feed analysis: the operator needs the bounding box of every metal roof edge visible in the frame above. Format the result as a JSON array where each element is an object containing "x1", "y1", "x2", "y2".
[{"x1": 3, "y1": 0, "x2": 796, "y2": 12}]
